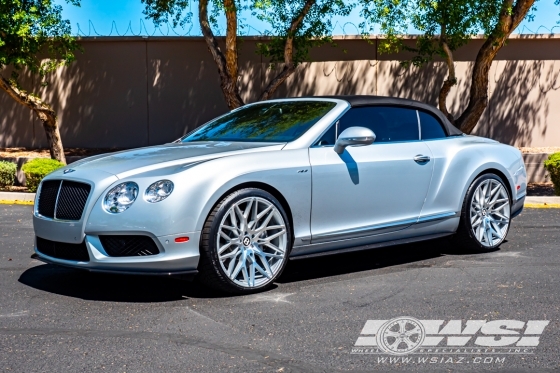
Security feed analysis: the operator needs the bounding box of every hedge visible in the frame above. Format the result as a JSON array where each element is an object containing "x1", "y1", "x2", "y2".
[
  {"x1": 21, "y1": 158, "x2": 65, "y2": 193},
  {"x1": 0, "y1": 161, "x2": 17, "y2": 188}
]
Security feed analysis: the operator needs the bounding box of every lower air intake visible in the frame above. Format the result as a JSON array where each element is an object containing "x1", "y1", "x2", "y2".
[
  {"x1": 36, "y1": 237, "x2": 90, "y2": 262},
  {"x1": 99, "y1": 235, "x2": 160, "y2": 257}
]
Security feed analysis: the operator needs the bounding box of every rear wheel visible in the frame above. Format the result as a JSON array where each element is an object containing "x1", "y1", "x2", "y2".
[
  {"x1": 453, "y1": 173, "x2": 511, "y2": 252},
  {"x1": 197, "y1": 188, "x2": 292, "y2": 294}
]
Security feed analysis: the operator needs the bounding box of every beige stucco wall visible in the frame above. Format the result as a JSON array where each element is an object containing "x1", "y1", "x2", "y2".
[{"x1": 1, "y1": 35, "x2": 560, "y2": 148}]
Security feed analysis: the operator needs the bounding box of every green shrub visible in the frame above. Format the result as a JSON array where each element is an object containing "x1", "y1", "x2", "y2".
[
  {"x1": 0, "y1": 161, "x2": 17, "y2": 188},
  {"x1": 544, "y1": 152, "x2": 560, "y2": 196},
  {"x1": 22, "y1": 158, "x2": 65, "y2": 192}
]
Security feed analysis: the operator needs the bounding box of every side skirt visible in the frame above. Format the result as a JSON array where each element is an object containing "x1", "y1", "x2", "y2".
[{"x1": 288, "y1": 232, "x2": 453, "y2": 260}]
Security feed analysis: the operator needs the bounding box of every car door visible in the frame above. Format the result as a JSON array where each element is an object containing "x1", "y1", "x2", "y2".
[{"x1": 309, "y1": 106, "x2": 434, "y2": 245}]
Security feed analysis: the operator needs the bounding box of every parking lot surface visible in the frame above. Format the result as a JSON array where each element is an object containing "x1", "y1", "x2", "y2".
[{"x1": 0, "y1": 205, "x2": 559, "y2": 372}]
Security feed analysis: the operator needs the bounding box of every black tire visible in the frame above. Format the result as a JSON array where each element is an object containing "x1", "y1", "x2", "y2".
[
  {"x1": 452, "y1": 173, "x2": 512, "y2": 252},
  {"x1": 197, "y1": 188, "x2": 292, "y2": 294}
]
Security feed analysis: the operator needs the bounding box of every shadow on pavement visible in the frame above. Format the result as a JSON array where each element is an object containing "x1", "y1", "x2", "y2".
[
  {"x1": 18, "y1": 264, "x2": 226, "y2": 302},
  {"x1": 19, "y1": 237, "x2": 494, "y2": 301},
  {"x1": 278, "y1": 237, "x2": 496, "y2": 284}
]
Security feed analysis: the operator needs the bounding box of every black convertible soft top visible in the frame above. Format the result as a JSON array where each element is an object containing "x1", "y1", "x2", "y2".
[{"x1": 311, "y1": 95, "x2": 463, "y2": 137}]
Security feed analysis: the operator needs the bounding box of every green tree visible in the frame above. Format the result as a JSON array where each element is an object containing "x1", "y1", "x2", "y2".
[
  {"x1": 0, "y1": 0, "x2": 81, "y2": 164},
  {"x1": 142, "y1": 0, "x2": 352, "y2": 109},
  {"x1": 360, "y1": 0, "x2": 536, "y2": 134}
]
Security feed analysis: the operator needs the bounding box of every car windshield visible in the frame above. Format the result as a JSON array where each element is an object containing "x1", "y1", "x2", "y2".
[{"x1": 181, "y1": 101, "x2": 336, "y2": 143}]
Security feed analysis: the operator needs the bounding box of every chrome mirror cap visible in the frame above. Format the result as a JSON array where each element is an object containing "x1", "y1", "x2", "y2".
[{"x1": 333, "y1": 127, "x2": 376, "y2": 154}]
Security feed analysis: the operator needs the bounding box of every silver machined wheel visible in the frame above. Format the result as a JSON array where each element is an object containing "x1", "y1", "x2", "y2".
[
  {"x1": 216, "y1": 196, "x2": 287, "y2": 288},
  {"x1": 469, "y1": 178, "x2": 511, "y2": 247}
]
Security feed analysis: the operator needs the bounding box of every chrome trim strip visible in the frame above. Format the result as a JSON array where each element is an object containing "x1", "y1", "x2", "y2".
[
  {"x1": 313, "y1": 217, "x2": 418, "y2": 242},
  {"x1": 52, "y1": 180, "x2": 64, "y2": 220},
  {"x1": 291, "y1": 233, "x2": 454, "y2": 260},
  {"x1": 416, "y1": 110, "x2": 421, "y2": 140},
  {"x1": 313, "y1": 212, "x2": 458, "y2": 243},
  {"x1": 416, "y1": 211, "x2": 458, "y2": 223},
  {"x1": 33, "y1": 182, "x2": 43, "y2": 217}
]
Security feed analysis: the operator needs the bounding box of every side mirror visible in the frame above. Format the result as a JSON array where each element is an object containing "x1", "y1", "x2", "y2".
[{"x1": 334, "y1": 127, "x2": 376, "y2": 154}]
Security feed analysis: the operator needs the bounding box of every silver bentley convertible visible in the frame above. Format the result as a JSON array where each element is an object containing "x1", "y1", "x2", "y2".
[{"x1": 33, "y1": 96, "x2": 527, "y2": 294}]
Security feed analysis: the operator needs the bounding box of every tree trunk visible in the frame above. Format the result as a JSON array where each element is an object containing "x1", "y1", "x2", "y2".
[
  {"x1": 198, "y1": 0, "x2": 243, "y2": 109},
  {"x1": 223, "y1": 0, "x2": 238, "y2": 85},
  {"x1": 438, "y1": 32, "x2": 457, "y2": 124},
  {"x1": 0, "y1": 75, "x2": 66, "y2": 164},
  {"x1": 259, "y1": 0, "x2": 315, "y2": 101},
  {"x1": 454, "y1": 0, "x2": 535, "y2": 133}
]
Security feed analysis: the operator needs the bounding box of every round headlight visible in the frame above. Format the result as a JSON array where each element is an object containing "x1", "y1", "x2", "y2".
[
  {"x1": 103, "y1": 182, "x2": 139, "y2": 213},
  {"x1": 144, "y1": 180, "x2": 174, "y2": 203}
]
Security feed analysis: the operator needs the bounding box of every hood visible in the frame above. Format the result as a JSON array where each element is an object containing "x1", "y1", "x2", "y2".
[{"x1": 65, "y1": 142, "x2": 285, "y2": 176}]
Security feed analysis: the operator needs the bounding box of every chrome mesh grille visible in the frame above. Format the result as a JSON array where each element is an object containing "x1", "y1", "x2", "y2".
[
  {"x1": 37, "y1": 180, "x2": 91, "y2": 221},
  {"x1": 37, "y1": 180, "x2": 61, "y2": 218},
  {"x1": 55, "y1": 181, "x2": 91, "y2": 220}
]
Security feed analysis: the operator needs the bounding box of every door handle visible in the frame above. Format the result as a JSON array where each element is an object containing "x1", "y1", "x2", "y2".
[{"x1": 414, "y1": 154, "x2": 431, "y2": 163}]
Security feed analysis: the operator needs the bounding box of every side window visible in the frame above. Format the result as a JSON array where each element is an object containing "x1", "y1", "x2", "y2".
[
  {"x1": 338, "y1": 106, "x2": 419, "y2": 143},
  {"x1": 419, "y1": 111, "x2": 446, "y2": 140},
  {"x1": 315, "y1": 121, "x2": 337, "y2": 146},
  {"x1": 314, "y1": 105, "x2": 421, "y2": 146}
]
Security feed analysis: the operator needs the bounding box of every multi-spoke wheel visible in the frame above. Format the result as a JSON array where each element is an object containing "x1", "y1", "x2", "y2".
[
  {"x1": 453, "y1": 173, "x2": 511, "y2": 251},
  {"x1": 197, "y1": 188, "x2": 291, "y2": 294}
]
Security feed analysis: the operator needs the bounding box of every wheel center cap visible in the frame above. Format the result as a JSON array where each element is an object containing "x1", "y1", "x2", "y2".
[
  {"x1": 482, "y1": 209, "x2": 487, "y2": 216},
  {"x1": 242, "y1": 236, "x2": 252, "y2": 246}
]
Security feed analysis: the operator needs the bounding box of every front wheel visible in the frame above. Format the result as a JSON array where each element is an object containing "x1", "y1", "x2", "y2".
[
  {"x1": 452, "y1": 173, "x2": 511, "y2": 252},
  {"x1": 197, "y1": 188, "x2": 292, "y2": 294}
]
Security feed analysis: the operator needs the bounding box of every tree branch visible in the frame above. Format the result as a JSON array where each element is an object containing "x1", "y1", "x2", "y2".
[
  {"x1": 259, "y1": 0, "x2": 315, "y2": 101},
  {"x1": 224, "y1": 0, "x2": 238, "y2": 84},
  {"x1": 438, "y1": 28, "x2": 457, "y2": 123},
  {"x1": 0, "y1": 75, "x2": 66, "y2": 163},
  {"x1": 198, "y1": 0, "x2": 243, "y2": 109}
]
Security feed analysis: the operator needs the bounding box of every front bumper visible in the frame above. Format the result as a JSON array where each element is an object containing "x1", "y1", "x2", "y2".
[
  {"x1": 34, "y1": 231, "x2": 201, "y2": 275},
  {"x1": 511, "y1": 194, "x2": 525, "y2": 219}
]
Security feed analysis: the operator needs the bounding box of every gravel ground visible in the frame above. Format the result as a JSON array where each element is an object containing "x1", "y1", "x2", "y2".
[{"x1": 527, "y1": 183, "x2": 556, "y2": 197}]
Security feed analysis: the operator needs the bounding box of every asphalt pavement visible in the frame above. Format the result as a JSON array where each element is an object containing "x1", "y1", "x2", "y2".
[{"x1": 0, "y1": 204, "x2": 559, "y2": 373}]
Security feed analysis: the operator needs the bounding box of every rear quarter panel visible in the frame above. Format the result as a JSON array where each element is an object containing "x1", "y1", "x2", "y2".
[{"x1": 421, "y1": 136, "x2": 526, "y2": 220}]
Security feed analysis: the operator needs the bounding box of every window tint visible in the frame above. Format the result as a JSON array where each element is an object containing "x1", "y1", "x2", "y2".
[
  {"x1": 316, "y1": 106, "x2": 420, "y2": 146},
  {"x1": 419, "y1": 111, "x2": 446, "y2": 140},
  {"x1": 182, "y1": 101, "x2": 336, "y2": 143}
]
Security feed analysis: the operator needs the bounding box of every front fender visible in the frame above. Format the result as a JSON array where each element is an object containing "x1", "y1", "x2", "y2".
[
  {"x1": 191, "y1": 149, "x2": 312, "y2": 246},
  {"x1": 84, "y1": 149, "x2": 311, "y2": 245}
]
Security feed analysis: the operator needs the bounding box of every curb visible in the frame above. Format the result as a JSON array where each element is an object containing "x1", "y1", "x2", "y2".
[
  {"x1": 525, "y1": 196, "x2": 560, "y2": 204},
  {"x1": 0, "y1": 192, "x2": 35, "y2": 205},
  {"x1": 524, "y1": 196, "x2": 560, "y2": 209}
]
